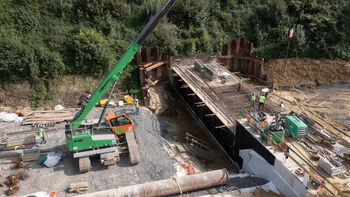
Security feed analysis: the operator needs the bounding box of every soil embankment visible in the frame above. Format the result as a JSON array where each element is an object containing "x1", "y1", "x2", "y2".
[
  {"x1": 0, "y1": 75, "x2": 126, "y2": 111},
  {"x1": 264, "y1": 58, "x2": 350, "y2": 87}
]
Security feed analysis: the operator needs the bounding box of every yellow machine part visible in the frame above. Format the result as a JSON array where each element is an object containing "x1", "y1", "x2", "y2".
[
  {"x1": 124, "y1": 95, "x2": 133, "y2": 103},
  {"x1": 99, "y1": 99, "x2": 108, "y2": 107}
]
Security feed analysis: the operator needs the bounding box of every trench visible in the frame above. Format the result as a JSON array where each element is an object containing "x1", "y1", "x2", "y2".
[{"x1": 157, "y1": 86, "x2": 233, "y2": 171}]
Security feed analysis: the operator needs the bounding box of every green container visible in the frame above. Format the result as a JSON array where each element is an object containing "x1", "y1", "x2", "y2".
[
  {"x1": 285, "y1": 115, "x2": 308, "y2": 138},
  {"x1": 263, "y1": 129, "x2": 284, "y2": 144},
  {"x1": 37, "y1": 155, "x2": 47, "y2": 165}
]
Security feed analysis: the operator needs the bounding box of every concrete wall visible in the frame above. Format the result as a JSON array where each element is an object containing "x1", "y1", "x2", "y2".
[{"x1": 240, "y1": 149, "x2": 307, "y2": 197}]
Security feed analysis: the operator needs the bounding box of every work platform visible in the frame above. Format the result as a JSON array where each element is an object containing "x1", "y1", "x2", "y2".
[
  {"x1": 170, "y1": 56, "x2": 280, "y2": 168},
  {"x1": 172, "y1": 56, "x2": 277, "y2": 132}
]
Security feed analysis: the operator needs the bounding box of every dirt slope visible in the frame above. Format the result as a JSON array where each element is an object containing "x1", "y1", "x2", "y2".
[
  {"x1": 0, "y1": 75, "x2": 127, "y2": 111},
  {"x1": 264, "y1": 58, "x2": 350, "y2": 87}
]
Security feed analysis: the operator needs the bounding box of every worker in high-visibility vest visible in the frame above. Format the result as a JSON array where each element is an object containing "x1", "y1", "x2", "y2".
[
  {"x1": 237, "y1": 76, "x2": 243, "y2": 92},
  {"x1": 280, "y1": 101, "x2": 285, "y2": 111},
  {"x1": 258, "y1": 93, "x2": 265, "y2": 111},
  {"x1": 134, "y1": 99, "x2": 139, "y2": 114},
  {"x1": 38, "y1": 125, "x2": 46, "y2": 144},
  {"x1": 251, "y1": 92, "x2": 256, "y2": 108},
  {"x1": 262, "y1": 88, "x2": 269, "y2": 97}
]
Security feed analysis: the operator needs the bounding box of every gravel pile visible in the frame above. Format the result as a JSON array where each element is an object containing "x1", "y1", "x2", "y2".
[
  {"x1": 130, "y1": 108, "x2": 177, "y2": 181},
  {"x1": 84, "y1": 106, "x2": 177, "y2": 183}
]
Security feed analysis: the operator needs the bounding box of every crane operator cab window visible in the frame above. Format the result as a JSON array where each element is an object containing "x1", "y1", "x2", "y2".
[{"x1": 110, "y1": 115, "x2": 131, "y2": 127}]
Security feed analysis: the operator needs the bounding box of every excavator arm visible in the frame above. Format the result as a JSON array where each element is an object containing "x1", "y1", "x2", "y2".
[{"x1": 71, "y1": 0, "x2": 177, "y2": 128}]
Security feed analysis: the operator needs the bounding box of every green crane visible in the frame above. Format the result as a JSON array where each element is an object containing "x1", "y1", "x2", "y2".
[
  {"x1": 65, "y1": 0, "x2": 177, "y2": 172},
  {"x1": 71, "y1": 0, "x2": 177, "y2": 129}
]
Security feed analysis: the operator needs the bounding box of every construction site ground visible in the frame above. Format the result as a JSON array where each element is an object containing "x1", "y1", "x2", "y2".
[
  {"x1": 245, "y1": 79, "x2": 350, "y2": 195},
  {"x1": 0, "y1": 105, "x2": 277, "y2": 196},
  {"x1": 170, "y1": 55, "x2": 350, "y2": 196},
  {"x1": 1, "y1": 56, "x2": 349, "y2": 196}
]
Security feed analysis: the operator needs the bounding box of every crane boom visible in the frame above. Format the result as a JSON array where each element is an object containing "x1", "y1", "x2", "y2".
[{"x1": 71, "y1": 0, "x2": 177, "y2": 128}]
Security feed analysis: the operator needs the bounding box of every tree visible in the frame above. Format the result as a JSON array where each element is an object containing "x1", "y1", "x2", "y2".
[{"x1": 70, "y1": 28, "x2": 113, "y2": 77}]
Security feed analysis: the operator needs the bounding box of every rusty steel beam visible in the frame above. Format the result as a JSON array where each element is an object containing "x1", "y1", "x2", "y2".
[{"x1": 78, "y1": 169, "x2": 228, "y2": 197}]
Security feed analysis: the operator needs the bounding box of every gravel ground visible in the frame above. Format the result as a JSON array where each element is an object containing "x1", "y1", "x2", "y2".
[
  {"x1": 181, "y1": 174, "x2": 268, "y2": 197},
  {"x1": 0, "y1": 107, "x2": 177, "y2": 196},
  {"x1": 0, "y1": 106, "x2": 270, "y2": 196}
]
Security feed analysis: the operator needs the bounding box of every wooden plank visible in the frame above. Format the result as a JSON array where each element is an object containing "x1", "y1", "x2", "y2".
[
  {"x1": 24, "y1": 116, "x2": 74, "y2": 122},
  {"x1": 145, "y1": 78, "x2": 155, "y2": 86},
  {"x1": 26, "y1": 114, "x2": 72, "y2": 120},
  {"x1": 29, "y1": 112, "x2": 72, "y2": 116},
  {"x1": 26, "y1": 114, "x2": 72, "y2": 119},
  {"x1": 144, "y1": 79, "x2": 159, "y2": 87},
  {"x1": 30, "y1": 110, "x2": 72, "y2": 113},
  {"x1": 145, "y1": 61, "x2": 166, "y2": 72},
  {"x1": 143, "y1": 62, "x2": 153, "y2": 68}
]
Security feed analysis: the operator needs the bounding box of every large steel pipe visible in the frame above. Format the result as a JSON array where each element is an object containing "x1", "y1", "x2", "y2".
[{"x1": 79, "y1": 169, "x2": 228, "y2": 197}]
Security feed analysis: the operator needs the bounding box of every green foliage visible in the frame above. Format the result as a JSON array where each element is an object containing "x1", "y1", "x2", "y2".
[
  {"x1": 0, "y1": 30, "x2": 32, "y2": 83},
  {"x1": 1, "y1": 0, "x2": 350, "y2": 107},
  {"x1": 120, "y1": 64, "x2": 140, "y2": 95},
  {"x1": 70, "y1": 28, "x2": 113, "y2": 77},
  {"x1": 30, "y1": 80, "x2": 45, "y2": 108},
  {"x1": 146, "y1": 20, "x2": 179, "y2": 55}
]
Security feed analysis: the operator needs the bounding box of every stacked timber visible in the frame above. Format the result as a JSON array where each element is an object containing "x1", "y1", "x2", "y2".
[{"x1": 22, "y1": 110, "x2": 74, "y2": 125}]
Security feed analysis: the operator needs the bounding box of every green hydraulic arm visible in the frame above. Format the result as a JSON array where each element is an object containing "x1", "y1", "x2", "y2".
[{"x1": 71, "y1": 0, "x2": 177, "y2": 128}]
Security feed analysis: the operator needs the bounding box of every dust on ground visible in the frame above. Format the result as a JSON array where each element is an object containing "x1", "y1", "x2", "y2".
[{"x1": 264, "y1": 58, "x2": 350, "y2": 87}]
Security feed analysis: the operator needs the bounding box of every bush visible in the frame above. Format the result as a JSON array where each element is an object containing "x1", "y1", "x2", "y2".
[
  {"x1": 0, "y1": 31, "x2": 32, "y2": 83},
  {"x1": 70, "y1": 28, "x2": 113, "y2": 77}
]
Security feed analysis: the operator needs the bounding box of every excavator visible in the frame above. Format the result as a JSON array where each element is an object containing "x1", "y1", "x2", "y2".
[{"x1": 65, "y1": 0, "x2": 177, "y2": 172}]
